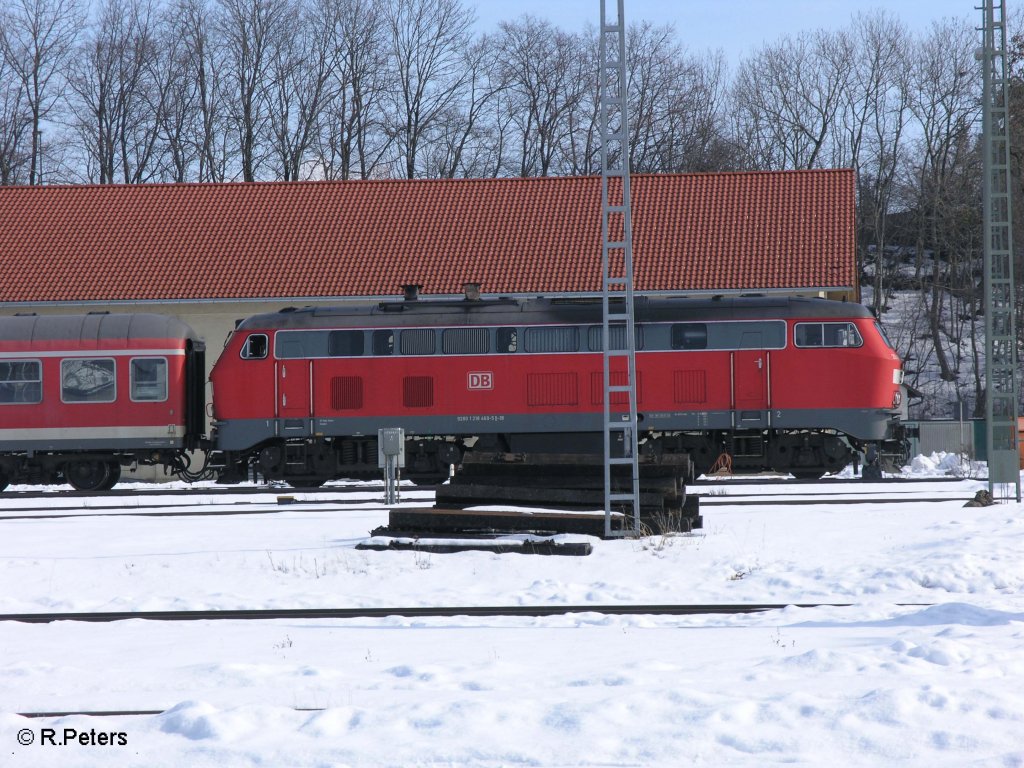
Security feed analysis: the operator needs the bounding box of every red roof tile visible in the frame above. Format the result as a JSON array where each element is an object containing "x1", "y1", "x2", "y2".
[{"x1": 0, "y1": 170, "x2": 855, "y2": 303}]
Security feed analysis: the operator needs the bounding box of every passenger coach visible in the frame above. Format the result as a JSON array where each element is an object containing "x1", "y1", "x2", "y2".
[{"x1": 0, "y1": 313, "x2": 206, "y2": 490}]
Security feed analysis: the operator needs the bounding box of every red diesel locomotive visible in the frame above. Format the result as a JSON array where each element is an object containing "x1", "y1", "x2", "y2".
[
  {"x1": 0, "y1": 313, "x2": 206, "y2": 491},
  {"x1": 208, "y1": 294, "x2": 906, "y2": 485}
]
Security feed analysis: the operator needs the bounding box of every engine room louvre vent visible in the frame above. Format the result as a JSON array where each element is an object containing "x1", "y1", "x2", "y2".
[
  {"x1": 331, "y1": 376, "x2": 363, "y2": 410},
  {"x1": 527, "y1": 372, "x2": 578, "y2": 406},
  {"x1": 403, "y1": 376, "x2": 434, "y2": 408},
  {"x1": 673, "y1": 370, "x2": 707, "y2": 404},
  {"x1": 591, "y1": 371, "x2": 642, "y2": 406}
]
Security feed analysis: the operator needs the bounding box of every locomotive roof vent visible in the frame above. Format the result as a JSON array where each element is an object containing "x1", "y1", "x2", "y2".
[{"x1": 463, "y1": 282, "x2": 481, "y2": 301}]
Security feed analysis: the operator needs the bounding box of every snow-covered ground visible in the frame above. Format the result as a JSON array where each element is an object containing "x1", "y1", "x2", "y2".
[{"x1": 2, "y1": 456, "x2": 1023, "y2": 766}]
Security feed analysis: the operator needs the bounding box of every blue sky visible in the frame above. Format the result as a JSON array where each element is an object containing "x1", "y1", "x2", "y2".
[{"x1": 473, "y1": 0, "x2": 976, "y2": 65}]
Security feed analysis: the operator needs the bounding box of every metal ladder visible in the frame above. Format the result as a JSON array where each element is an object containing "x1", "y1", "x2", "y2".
[
  {"x1": 599, "y1": 0, "x2": 641, "y2": 536},
  {"x1": 981, "y1": 0, "x2": 1021, "y2": 501}
]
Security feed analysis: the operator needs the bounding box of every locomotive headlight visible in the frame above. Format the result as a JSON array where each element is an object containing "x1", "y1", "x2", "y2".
[{"x1": 892, "y1": 390, "x2": 902, "y2": 408}]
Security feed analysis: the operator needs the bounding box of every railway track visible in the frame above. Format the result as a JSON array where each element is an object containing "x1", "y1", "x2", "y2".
[
  {"x1": 0, "y1": 601, "x2": 931, "y2": 625},
  {"x1": 7, "y1": 600, "x2": 935, "y2": 721}
]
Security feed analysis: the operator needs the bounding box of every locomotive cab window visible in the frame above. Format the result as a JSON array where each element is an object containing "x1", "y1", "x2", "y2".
[
  {"x1": 241, "y1": 333, "x2": 268, "y2": 359},
  {"x1": 874, "y1": 321, "x2": 894, "y2": 350},
  {"x1": 130, "y1": 358, "x2": 168, "y2": 402},
  {"x1": 61, "y1": 358, "x2": 116, "y2": 403},
  {"x1": 795, "y1": 322, "x2": 863, "y2": 348},
  {"x1": 0, "y1": 360, "x2": 42, "y2": 404}
]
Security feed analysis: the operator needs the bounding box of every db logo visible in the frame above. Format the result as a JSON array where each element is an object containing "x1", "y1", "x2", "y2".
[{"x1": 468, "y1": 372, "x2": 493, "y2": 390}]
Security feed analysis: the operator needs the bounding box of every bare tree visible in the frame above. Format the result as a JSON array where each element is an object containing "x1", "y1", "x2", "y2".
[
  {"x1": 0, "y1": 0, "x2": 83, "y2": 184},
  {"x1": 421, "y1": 33, "x2": 504, "y2": 178},
  {"x1": 313, "y1": 0, "x2": 391, "y2": 179},
  {"x1": 732, "y1": 29, "x2": 853, "y2": 170},
  {"x1": 265, "y1": 0, "x2": 333, "y2": 180},
  {"x1": 838, "y1": 11, "x2": 911, "y2": 315},
  {"x1": 68, "y1": 0, "x2": 167, "y2": 183},
  {"x1": 215, "y1": 0, "x2": 290, "y2": 181},
  {"x1": 497, "y1": 15, "x2": 589, "y2": 177},
  {"x1": 904, "y1": 18, "x2": 981, "y2": 384},
  {"x1": 0, "y1": 51, "x2": 32, "y2": 183},
  {"x1": 384, "y1": 0, "x2": 475, "y2": 179},
  {"x1": 164, "y1": 0, "x2": 229, "y2": 181}
]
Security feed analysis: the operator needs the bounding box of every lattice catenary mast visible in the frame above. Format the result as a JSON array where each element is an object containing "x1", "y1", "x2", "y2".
[
  {"x1": 599, "y1": 0, "x2": 641, "y2": 536},
  {"x1": 981, "y1": 0, "x2": 1021, "y2": 501}
]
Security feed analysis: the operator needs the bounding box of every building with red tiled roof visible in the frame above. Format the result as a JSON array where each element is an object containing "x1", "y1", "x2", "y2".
[
  {"x1": 0, "y1": 170, "x2": 856, "y2": 307},
  {"x1": 0, "y1": 169, "x2": 857, "y2": 406}
]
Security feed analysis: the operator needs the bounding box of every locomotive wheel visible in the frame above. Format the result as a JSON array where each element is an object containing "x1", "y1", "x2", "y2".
[
  {"x1": 64, "y1": 460, "x2": 111, "y2": 492},
  {"x1": 406, "y1": 467, "x2": 451, "y2": 486}
]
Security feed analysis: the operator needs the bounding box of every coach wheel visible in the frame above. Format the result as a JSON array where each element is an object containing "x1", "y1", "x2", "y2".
[
  {"x1": 790, "y1": 470, "x2": 823, "y2": 480},
  {"x1": 99, "y1": 462, "x2": 122, "y2": 490},
  {"x1": 286, "y1": 476, "x2": 327, "y2": 489},
  {"x1": 64, "y1": 460, "x2": 111, "y2": 492}
]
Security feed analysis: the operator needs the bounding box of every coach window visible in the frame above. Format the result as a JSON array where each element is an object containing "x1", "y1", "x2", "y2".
[
  {"x1": 0, "y1": 360, "x2": 42, "y2": 404},
  {"x1": 241, "y1": 333, "x2": 268, "y2": 359},
  {"x1": 130, "y1": 358, "x2": 168, "y2": 402},
  {"x1": 795, "y1": 322, "x2": 863, "y2": 348},
  {"x1": 671, "y1": 323, "x2": 707, "y2": 350},
  {"x1": 443, "y1": 328, "x2": 489, "y2": 355},
  {"x1": 400, "y1": 328, "x2": 436, "y2": 355},
  {"x1": 497, "y1": 328, "x2": 518, "y2": 353},
  {"x1": 61, "y1": 358, "x2": 116, "y2": 403},
  {"x1": 372, "y1": 330, "x2": 394, "y2": 356},
  {"x1": 328, "y1": 330, "x2": 365, "y2": 357},
  {"x1": 524, "y1": 326, "x2": 579, "y2": 353},
  {"x1": 587, "y1": 325, "x2": 644, "y2": 351}
]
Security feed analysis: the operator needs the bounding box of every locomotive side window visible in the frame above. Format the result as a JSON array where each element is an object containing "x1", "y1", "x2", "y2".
[
  {"x1": 328, "y1": 330, "x2": 365, "y2": 357},
  {"x1": 671, "y1": 323, "x2": 707, "y2": 350},
  {"x1": 373, "y1": 330, "x2": 394, "y2": 355},
  {"x1": 795, "y1": 322, "x2": 863, "y2": 348},
  {"x1": 0, "y1": 360, "x2": 42, "y2": 404},
  {"x1": 400, "y1": 328, "x2": 436, "y2": 355},
  {"x1": 524, "y1": 326, "x2": 579, "y2": 353},
  {"x1": 587, "y1": 325, "x2": 644, "y2": 351},
  {"x1": 442, "y1": 328, "x2": 489, "y2": 355},
  {"x1": 61, "y1": 358, "x2": 116, "y2": 403},
  {"x1": 130, "y1": 358, "x2": 168, "y2": 402},
  {"x1": 497, "y1": 328, "x2": 518, "y2": 353},
  {"x1": 241, "y1": 334, "x2": 268, "y2": 359}
]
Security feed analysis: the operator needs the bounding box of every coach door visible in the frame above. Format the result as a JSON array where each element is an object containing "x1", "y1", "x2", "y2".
[
  {"x1": 276, "y1": 338, "x2": 312, "y2": 432},
  {"x1": 732, "y1": 330, "x2": 769, "y2": 427}
]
